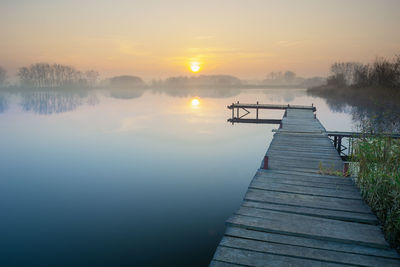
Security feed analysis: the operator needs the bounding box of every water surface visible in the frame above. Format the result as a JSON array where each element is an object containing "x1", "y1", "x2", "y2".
[{"x1": 0, "y1": 88, "x2": 354, "y2": 266}]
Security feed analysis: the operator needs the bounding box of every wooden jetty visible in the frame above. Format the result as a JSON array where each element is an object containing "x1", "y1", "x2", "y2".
[{"x1": 210, "y1": 106, "x2": 400, "y2": 266}]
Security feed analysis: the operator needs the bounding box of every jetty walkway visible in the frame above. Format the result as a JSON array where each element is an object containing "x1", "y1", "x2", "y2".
[{"x1": 210, "y1": 107, "x2": 400, "y2": 266}]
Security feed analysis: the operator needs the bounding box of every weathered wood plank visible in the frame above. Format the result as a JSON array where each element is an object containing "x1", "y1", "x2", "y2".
[
  {"x1": 266, "y1": 151, "x2": 341, "y2": 160},
  {"x1": 258, "y1": 169, "x2": 352, "y2": 181},
  {"x1": 268, "y1": 145, "x2": 340, "y2": 154},
  {"x1": 224, "y1": 235, "x2": 399, "y2": 266},
  {"x1": 213, "y1": 246, "x2": 341, "y2": 267},
  {"x1": 254, "y1": 173, "x2": 357, "y2": 190},
  {"x1": 242, "y1": 201, "x2": 378, "y2": 224},
  {"x1": 220, "y1": 235, "x2": 400, "y2": 266},
  {"x1": 249, "y1": 180, "x2": 362, "y2": 200},
  {"x1": 245, "y1": 189, "x2": 372, "y2": 214},
  {"x1": 209, "y1": 260, "x2": 244, "y2": 267},
  {"x1": 225, "y1": 227, "x2": 400, "y2": 259},
  {"x1": 228, "y1": 210, "x2": 388, "y2": 248}
]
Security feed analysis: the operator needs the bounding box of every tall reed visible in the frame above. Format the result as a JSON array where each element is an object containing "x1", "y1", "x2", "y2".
[{"x1": 354, "y1": 136, "x2": 400, "y2": 249}]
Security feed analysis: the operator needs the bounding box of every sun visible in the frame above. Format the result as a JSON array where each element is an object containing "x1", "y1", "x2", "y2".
[
  {"x1": 191, "y1": 98, "x2": 200, "y2": 106},
  {"x1": 190, "y1": 62, "x2": 200, "y2": 73}
]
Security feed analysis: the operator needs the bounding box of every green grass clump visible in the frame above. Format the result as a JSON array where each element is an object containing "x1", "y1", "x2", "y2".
[{"x1": 354, "y1": 136, "x2": 400, "y2": 249}]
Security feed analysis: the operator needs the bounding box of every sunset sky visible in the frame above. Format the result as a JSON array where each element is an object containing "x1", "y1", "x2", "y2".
[{"x1": 1, "y1": 0, "x2": 399, "y2": 80}]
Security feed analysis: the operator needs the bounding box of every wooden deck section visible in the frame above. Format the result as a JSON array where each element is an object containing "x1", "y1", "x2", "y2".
[{"x1": 210, "y1": 108, "x2": 400, "y2": 266}]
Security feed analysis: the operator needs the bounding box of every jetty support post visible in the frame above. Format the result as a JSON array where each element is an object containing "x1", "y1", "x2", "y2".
[
  {"x1": 343, "y1": 162, "x2": 349, "y2": 176},
  {"x1": 236, "y1": 101, "x2": 239, "y2": 118},
  {"x1": 256, "y1": 101, "x2": 259, "y2": 120},
  {"x1": 263, "y1": 156, "x2": 269, "y2": 169},
  {"x1": 337, "y1": 136, "x2": 342, "y2": 154}
]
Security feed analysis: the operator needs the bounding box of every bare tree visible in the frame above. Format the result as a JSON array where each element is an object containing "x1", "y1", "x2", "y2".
[
  {"x1": 328, "y1": 56, "x2": 400, "y2": 88},
  {"x1": 17, "y1": 63, "x2": 99, "y2": 88},
  {"x1": 85, "y1": 70, "x2": 99, "y2": 87},
  {"x1": 284, "y1": 71, "x2": 296, "y2": 83}
]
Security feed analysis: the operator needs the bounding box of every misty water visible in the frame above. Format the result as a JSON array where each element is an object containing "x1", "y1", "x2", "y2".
[{"x1": 0, "y1": 88, "x2": 355, "y2": 266}]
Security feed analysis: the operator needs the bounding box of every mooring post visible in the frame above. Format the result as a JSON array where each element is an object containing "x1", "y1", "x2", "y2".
[
  {"x1": 256, "y1": 101, "x2": 259, "y2": 120},
  {"x1": 263, "y1": 156, "x2": 269, "y2": 169},
  {"x1": 343, "y1": 162, "x2": 349, "y2": 176}
]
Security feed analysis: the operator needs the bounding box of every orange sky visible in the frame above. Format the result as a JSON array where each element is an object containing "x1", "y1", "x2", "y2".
[{"x1": 1, "y1": 0, "x2": 399, "y2": 80}]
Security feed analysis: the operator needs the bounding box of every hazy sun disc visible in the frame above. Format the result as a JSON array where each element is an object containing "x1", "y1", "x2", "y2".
[
  {"x1": 190, "y1": 63, "x2": 200, "y2": 72},
  {"x1": 191, "y1": 98, "x2": 200, "y2": 106}
]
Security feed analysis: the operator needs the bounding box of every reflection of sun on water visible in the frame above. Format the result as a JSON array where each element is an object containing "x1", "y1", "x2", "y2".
[{"x1": 191, "y1": 98, "x2": 200, "y2": 107}]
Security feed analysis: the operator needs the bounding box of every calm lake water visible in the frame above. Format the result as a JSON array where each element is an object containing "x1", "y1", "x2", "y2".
[{"x1": 0, "y1": 88, "x2": 355, "y2": 266}]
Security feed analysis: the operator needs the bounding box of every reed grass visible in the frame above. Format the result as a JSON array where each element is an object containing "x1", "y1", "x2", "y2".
[{"x1": 353, "y1": 136, "x2": 400, "y2": 249}]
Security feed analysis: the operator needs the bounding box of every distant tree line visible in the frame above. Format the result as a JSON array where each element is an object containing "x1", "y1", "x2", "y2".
[
  {"x1": 108, "y1": 75, "x2": 145, "y2": 88},
  {"x1": 327, "y1": 56, "x2": 400, "y2": 88},
  {"x1": 262, "y1": 71, "x2": 325, "y2": 87},
  {"x1": 153, "y1": 75, "x2": 242, "y2": 88},
  {"x1": 264, "y1": 71, "x2": 296, "y2": 83},
  {"x1": 17, "y1": 63, "x2": 99, "y2": 88}
]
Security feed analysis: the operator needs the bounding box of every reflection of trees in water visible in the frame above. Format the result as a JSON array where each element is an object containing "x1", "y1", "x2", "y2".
[
  {"x1": 323, "y1": 98, "x2": 352, "y2": 113},
  {"x1": 152, "y1": 87, "x2": 242, "y2": 98},
  {"x1": 86, "y1": 92, "x2": 100, "y2": 106},
  {"x1": 308, "y1": 87, "x2": 400, "y2": 132},
  {"x1": 108, "y1": 88, "x2": 146, "y2": 99},
  {"x1": 20, "y1": 90, "x2": 98, "y2": 115},
  {"x1": 350, "y1": 105, "x2": 400, "y2": 132},
  {"x1": 0, "y1": 94, "x2": 8, "y2": 113}
]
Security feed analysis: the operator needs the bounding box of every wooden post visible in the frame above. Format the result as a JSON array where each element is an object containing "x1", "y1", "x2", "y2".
[
  {"x1": 263, "y1": 156, "x2": 269, "y2": 169},
  {"x1": 337, "y1": 136, "x2": 342, "y2": 154},
  {"x1": 343, "y1": 162, "x2": 349, "y2": 176}
]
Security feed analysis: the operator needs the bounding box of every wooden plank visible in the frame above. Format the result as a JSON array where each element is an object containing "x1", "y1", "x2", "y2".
[
  {"x1": 258, "y1": 169, "x2": 352, "y2": 181},
  {"x1": 228, "y1": 209, "x2": 388, "y2": 248},
  {"x1": 220, "y1": 235, "x2": 400, "y2": 266},
  {"x1": 209, "y1": 260, "x2": 244, "y2": 267},
  {"x1": 213, "y1": 246, "x2": 340, "y2": 267},
  {"x1": 267, "y1": 161, "x2": 343, "y2": 172},
  {"x1": 266, "y1": 153, "x2": 341, "y2": 161},
  {"x1": 255, "y1": 171, "x2": 354, "y2": 187},
  {"x1": 266, "y1": 155, "x2": 343, "y2": 165},
  {"x1": 269, "y1": 142, "x2": 337, "y2": 150},
  {"x1": 249, "y1": 180, "x2": 362, "y2": 200},
  {"x1": 253, "y1": 174, "x2": 358, "y2": 192},
  {"x1": 327, "y1": 131, "x2": 400, "y2": 139},
  {"x1": 242, "y1": 201, "x2": 378, "y2": 224},
  {"x1": 228, "y1": 118, "x2": 281, "y2": 124},
  {"x1": 245, "y1": 189, "x2": 372, "y2": 213},
  {"x1": 227, "y1": 103, "x2": 316, "y2": 111},
  {"x1": 268, "y1": 144, "x2": 339, "y2": 153},
  {"x1": 271, "y1": 139, "x2": 334, "y2": 146},
  {"x1": 225, "y1": 227, "x2": 400, "y2": 259}
]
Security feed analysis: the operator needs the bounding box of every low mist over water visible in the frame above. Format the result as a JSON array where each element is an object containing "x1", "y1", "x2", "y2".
[
  {"x1": 0, "y1": 87, "x2": 356, "y2": 266},
  {"x1": 1, "y1": 0, "x2": 399, "y2": 265}
]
